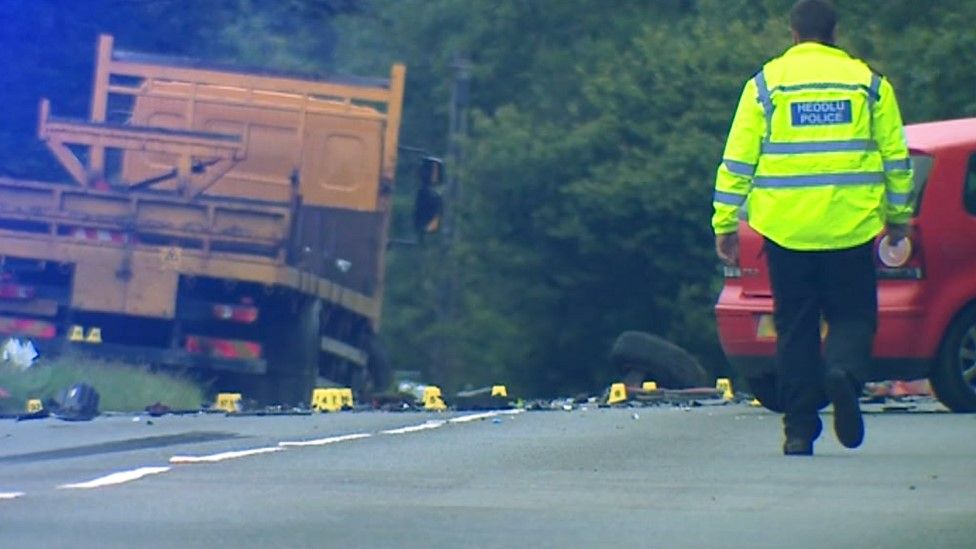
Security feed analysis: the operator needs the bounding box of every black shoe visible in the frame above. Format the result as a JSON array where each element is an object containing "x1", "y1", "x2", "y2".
[
  {"x1": 825, "y1": 369, "x2": 864, "y2": 449},
  {"x1": 783, "y1": 438, "x2": 813, "y2": 456}
]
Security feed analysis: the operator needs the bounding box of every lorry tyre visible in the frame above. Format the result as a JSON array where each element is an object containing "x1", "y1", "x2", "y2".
[
  {"x1": 929, "y1": 306, "x2": 976, "y2": 412},
  {"x1": 610, "y1": 331, "x2": 709, "y2": 389},
  {"x1": 744, "y1": 374, "x2": 784, "y2": 412},
  {"x1": 366, "y1": 335, "x2": 393, "y2": 394},
  {"x1": 346, "y1": 333, "x2": 392, "y2": 399},
  {"x1": 263, "y1": 298, "x2": 321, "y2": 407}
]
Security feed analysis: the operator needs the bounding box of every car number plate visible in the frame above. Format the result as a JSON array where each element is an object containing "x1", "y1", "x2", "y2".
[
  {"x1": 756, "y1": 314, "x2": 828, "y2": 339},
  {"x1": 756, "y1": 314, "x2": 777, "y2": 339}
]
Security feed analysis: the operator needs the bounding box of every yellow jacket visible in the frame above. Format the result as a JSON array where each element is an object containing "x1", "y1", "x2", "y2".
[{"x1": 712, "y1": 42, "x2": 914, "y2": 250}]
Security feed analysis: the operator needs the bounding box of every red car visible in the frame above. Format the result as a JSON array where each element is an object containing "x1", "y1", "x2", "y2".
[{"x1": 716, "y1": 117, "x2": 976, "y2": 412}]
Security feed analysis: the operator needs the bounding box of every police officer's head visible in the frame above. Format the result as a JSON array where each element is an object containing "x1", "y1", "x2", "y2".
[{"x1": 790, "y1": 0, "x2": 837, "y2": 45}]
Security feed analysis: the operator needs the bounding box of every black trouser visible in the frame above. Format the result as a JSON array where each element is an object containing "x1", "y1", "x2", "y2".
[{"x1": 764, "y1": 238, "x2": 877, "y2": 441}]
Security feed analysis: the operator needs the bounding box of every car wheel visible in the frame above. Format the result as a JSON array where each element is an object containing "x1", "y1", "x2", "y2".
[
  {"x1": 929, "y1": 306, "x2": 976, "y2": 412},
  {"x1": 610, "y1": 331, "x2": 709, "y2": 389},
  {"x1": 745, "y1": 374, "x2": 784, "y2": 412}
]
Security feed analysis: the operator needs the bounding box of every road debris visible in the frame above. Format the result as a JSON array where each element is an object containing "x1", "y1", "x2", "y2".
[
  {"x1": 51, "y1": 383, "x2": 99, "y2": 421},
  {"x1": 2, "y1": 338, "x2": 37, "y2": 370},
  {"x1": 145, "y1": 402, "x2": 171, "y2": 417},
  {"x1": 453, "y1": 385, "x2": 514, "y2": 410}
]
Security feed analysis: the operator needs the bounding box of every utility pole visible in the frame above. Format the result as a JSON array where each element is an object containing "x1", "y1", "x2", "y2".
[
  {"x1": 431, "y1": 53, "x2": 470, "y2": 388},
  {"x1": 444, "y1": 53, "x2": 470, "y2": 242}
]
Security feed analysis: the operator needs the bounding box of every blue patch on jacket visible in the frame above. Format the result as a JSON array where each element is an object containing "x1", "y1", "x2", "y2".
[{"x1": 790, "y1": 100, "x2": 853, "y2": 126}]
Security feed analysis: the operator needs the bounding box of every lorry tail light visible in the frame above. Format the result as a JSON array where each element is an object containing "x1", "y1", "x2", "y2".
[
  {"x1": 185, "y1": 335, "x2": 262, "y2": 359},
  {"x1": 0, "y1": 283, "x2": 36, "y2": 300},
  {"x1": 211, "y1": 303, "x2": 259, "y2": 323},
  {"x1": 877, "y1": 229, "x2": 924, "y2": 280},
  {"x1": 0, "y1": 316, "x2": 56, "y2": 339}
]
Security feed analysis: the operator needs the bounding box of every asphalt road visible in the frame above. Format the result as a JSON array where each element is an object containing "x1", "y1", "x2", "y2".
[{"x1": 1, "y1": 403, "x2": 974, "y2": 548}]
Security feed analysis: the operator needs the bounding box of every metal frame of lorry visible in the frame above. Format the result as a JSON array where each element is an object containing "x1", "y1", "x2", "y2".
[{"x1": 0, "y1": 34, "x2": 411, "y2": 405}]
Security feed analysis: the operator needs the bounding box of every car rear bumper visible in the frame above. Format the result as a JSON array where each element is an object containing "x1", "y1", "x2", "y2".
[
  {"x1": 724, "y1": 354, "x2": 932, "y2": 382},
  {"x1": 716, "y1": 284, "x2": 935, "y2": 381}
]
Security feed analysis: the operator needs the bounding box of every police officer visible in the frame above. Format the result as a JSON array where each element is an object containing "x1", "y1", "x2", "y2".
[{"x1": 711, "y1": 0, "x2": 913, "y2": 455}]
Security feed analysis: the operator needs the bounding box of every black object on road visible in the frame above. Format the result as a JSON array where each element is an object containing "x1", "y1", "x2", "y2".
[
  {"x1": 52, "y1": 383, "x2": 100, "y2": 421},
  {"x1": 610, "y1": 331, "x2": 710, "y2": 389}
]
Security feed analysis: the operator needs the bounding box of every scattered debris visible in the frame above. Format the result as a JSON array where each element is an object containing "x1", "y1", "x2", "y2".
[
  {"x1": 145, "y1": 402, "x2": 172, "y2": 417},
  {"x1": 453, "y1": 386, "x2": 513, "y2": 411},
  {"x1": 2, "y1": 338, "x2": 37, "y2": 370},
  {"x1": 866, "y1": 379, "x2": 933, "y2": 398},
  {"x1": 12, "y1": 409, "x2": 49, "y2": 421}
]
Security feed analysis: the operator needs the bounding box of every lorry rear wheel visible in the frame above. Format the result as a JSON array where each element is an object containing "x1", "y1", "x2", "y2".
[
  {"x1": 610, "y1": 331, "x2": 709, "y2": 389},
  {"x1": 262, "y1": 298, "x2": 321, "y2": 407},
  {"x1": 366, "y1": 335, "x2": 392, "y2": 394},
  {"x1": 348, "y1": 335, "x2": 392, "y2": 400},
  {"x1": 929, "y1": 306, "x2": 976, "y2": 412}
]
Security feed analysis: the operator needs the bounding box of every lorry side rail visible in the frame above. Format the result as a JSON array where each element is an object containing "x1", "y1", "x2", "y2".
[
  {"x1": 0, "y1": 176, "x2": 291, "y2": 262},
  {"x1": 38, "y1": 98, "x2": 247, "y2": 198},
  {"x1": 85, "y1": 34, "x2": 404, "y2": 190},
  {"x1": 111, "y1": 49, "x2": 394, "y2": 97}
]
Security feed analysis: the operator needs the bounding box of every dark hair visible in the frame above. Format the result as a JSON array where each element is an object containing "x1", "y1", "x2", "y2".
[{"x1": 790, "y1": 0, "x2": 837, "y2": 43}]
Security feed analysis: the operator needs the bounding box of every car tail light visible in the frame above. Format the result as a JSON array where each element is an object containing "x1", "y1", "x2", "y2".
[
  {"x1": 878, "y1": 235, "x2": 912, "y2": 267},
  {"x1": 211, "y1": 303, "x2": 259, "y2": 323},
  {"x1": 876, "y1": 229, "x2": 924, "y2": 280}
]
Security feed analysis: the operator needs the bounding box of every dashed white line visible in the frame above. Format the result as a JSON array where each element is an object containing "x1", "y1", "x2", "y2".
[
  {"x1": 1, "y1": 492, "x2": 25, "y2": 500},
  {"x1": 279, "y1": 433, "x2": 372, "y2": 447},
  {"x1": 40, "y1": 409, "x2": 523, "y2": 493},
  {"x1": 449, "y1": 409, "x2": 524, "y2": 424},
  {"x1": 170, "y1": 446, "x2": 283, "y2": 464},
  {"x1": 381, "y1": 419, "x2": 446, "y2": 434},
  {"x1": 59, "y1": 467, "x2": 171, "y2": 489}
]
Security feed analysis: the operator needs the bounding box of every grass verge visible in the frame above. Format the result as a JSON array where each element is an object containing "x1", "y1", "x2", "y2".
[{"x1": 0, "y1": 356, "x2": 207, "y2": 413}]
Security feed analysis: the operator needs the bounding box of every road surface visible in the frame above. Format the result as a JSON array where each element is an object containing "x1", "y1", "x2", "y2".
[{"x1": 1, "y1": 402, "x2": 974, "y2": 548}]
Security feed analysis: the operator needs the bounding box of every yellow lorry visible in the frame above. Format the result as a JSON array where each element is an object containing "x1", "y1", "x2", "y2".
[{"x1": 2, "y1": 35, "x2": 439, "y2": 405}]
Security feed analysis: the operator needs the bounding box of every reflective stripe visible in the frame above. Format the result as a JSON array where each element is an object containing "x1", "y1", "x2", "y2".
[
  {"x1": 714, "y1": 190, "x2": 747, "y2": 206},
  {"x1": 754, "y1": 71, "x2": 774, "y2": 141},
  {"x1": 773, "y1": 81, "x2": 879, "y2": 99},
  {"x1": 761, "y1": 139, "x2": 877, "y2": 154},
  {"x1": 883, "y1": 158, "x2": 912, "y2": 171},
  {"x1": 753, "y1": 172, "x2": 884, "y2": 188},
  {"x1": 723, "y1": 159, "x2": 756, "y2": 177},
  {"x1": 887, "y1": 191, "x2": 911, "y2": 206},
  {"x1": 868, "y1": 73, "x2": 882, "y2": 102}
]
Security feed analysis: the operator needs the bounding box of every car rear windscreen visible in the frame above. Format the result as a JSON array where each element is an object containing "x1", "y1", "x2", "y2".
[{"x1": 907, "y1": 153, "x2": 934, "y2": 216}]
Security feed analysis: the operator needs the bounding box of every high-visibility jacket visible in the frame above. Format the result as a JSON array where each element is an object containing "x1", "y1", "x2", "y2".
[{"x1": 711, "y1": 42, "x2": 914, "y2": 250}]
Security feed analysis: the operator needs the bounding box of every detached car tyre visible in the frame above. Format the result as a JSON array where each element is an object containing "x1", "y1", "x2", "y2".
[{"x1": 610, "y1": 331, "x2": 709, "y2": 389}]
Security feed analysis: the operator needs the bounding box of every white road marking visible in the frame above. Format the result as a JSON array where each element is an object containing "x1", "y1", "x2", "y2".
[
  {"x1": 47, "y1": 409, "x2": 525, "y2": 492},
  {"x1": 279, "y1": 433, "x2": 372, "y2": 447},
  {"x1": 1, "y1": 492, "x2": 25, "y2": 500},
  {"x1": 449, "y1": 409, "x2": 524, "y2": 424},
  {"x1": 381, "y1": 420, "x2": 446, "y2": 434},
  {"x1": 170, "y1": 446, "x2": 282, "y2": 464},
  {"x1": 59, "y1": 467, "x2": 171, "y2": 489}
]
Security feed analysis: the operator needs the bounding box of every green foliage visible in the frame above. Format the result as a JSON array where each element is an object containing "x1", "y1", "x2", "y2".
[
  {"x1": 336, "y1": 0, "x2": 976, "y2": 397},
  {"x1": 0, "y1": 357, "x2": 207, "y2": 413}
]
